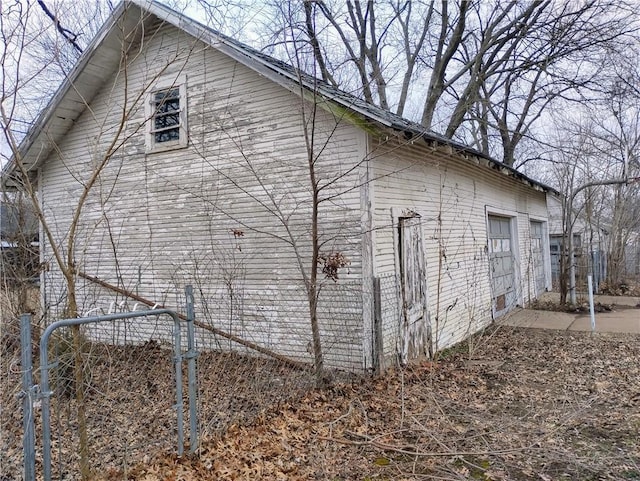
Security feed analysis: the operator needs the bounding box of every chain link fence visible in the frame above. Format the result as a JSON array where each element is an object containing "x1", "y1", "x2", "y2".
[{"x1": 1, "y1": 273, "x2": 365, "y2": 480}]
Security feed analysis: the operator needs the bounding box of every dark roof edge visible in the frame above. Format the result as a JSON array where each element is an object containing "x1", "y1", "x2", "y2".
[{"x1": 403, "y1": 127, "x2": 561, "y2": 196}]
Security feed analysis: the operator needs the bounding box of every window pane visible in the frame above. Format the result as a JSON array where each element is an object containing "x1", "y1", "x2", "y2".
[
  {"x1": 157, "y1": 99, "x2": 179, "y2": 113},
  {"x1": 155, "y1": 112, "x2": 180, "y2": 129},
  {"x1": 155, "y1": 128, "x2": 180, "y2": 142},
  {"x1": 154, "y1": 89, "x2": 179, "y2": 107},
  {"x1": 152, "y1": 87, "x2": 181, "y2": 144}
]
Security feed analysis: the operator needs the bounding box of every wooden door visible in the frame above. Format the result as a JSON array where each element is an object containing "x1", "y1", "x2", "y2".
[{"x1": 399, "y1": 216, "x2": 429, "y2": 363}]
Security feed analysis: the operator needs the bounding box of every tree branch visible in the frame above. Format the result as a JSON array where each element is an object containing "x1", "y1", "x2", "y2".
[{"x1": 36, "y1": 0, "x2": 83, "y2": 54}]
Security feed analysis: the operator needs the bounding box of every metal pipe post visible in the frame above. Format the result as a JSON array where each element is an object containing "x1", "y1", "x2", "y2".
[
  {"x1": 173, "y1": 312, "x2": 184, "y2": 456},
  {"x1": 184, "y1": 285, "x2": 198, "y2": 452},
  {"x1": 566, "y1": 196, "x2": 577, "y2": 305},
  {"x1": 588, "y1": 274, "x2": 596, "y2": 334},
  {"x1": 20, "y1": 314, "x2": 36, "y2": 481},
  {"x1": 39, "y1": 325, "x2": 53, "y2": 481}
]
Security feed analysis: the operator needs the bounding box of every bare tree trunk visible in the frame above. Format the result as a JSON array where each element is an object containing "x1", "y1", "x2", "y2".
[
  {"x1": 64, "y1": 278, "x2": 90, "y2": 479},
  {"x1": 421, "y1": 0, "x2": 469, "y2": 129},
  {"x1": 607, "y1": 183, "x2": 627, "y2": 287},
  {"x1": 306, "y1": 108, "x2": 324, "y2": 386},
  {"x1": 304, "y1": 1, "x2": 336, "y2": 86},
  {"x1": 395, "y1": 0, "x2": 434, "y2": 118}
]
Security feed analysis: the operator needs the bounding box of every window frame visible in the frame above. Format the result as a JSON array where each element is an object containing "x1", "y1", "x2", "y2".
[{"x1": 145, "y1": 74, "x2": 188, "y2": 153}]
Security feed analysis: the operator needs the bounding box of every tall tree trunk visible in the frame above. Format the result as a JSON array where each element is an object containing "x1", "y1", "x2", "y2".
[
  {"x1": 308, "y1": 152, "x2": 324, "y2": 386},
  {"x1": 64, "y1": 271, "x2": 90, "y2": 480},
  {"x1": 607, "y1": 184, "x2": 626, "y2": 287}
]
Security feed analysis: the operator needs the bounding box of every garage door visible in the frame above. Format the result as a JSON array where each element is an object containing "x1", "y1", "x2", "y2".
[
  {"x1": 530, "y1": 221, "x2": 546, "y2": 296},
  {"x1": 488, "y1": 215, "x2": 516, "y2": 317}
]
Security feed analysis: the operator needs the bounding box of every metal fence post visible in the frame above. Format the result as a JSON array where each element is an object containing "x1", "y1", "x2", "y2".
[
  {"x1": 39, "y1": 326, "x2": 53, "y2": 481},
  {"x1": 185, "y1": 285, "x2": 198, "y2": 453},
  {"x1": 20, "y1": 314, "x2": 36, "y2": 481},
  {"x1": 372, "y1": 277, "x2": 384, "y2": 375},
  {"x1": 173, "y1": 314, "x2": 184, "y2": 456}
]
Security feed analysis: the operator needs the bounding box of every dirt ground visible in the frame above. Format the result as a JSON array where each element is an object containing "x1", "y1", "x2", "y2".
[{"x1": 2, "y1": 325, "x2": 640, "y2": 480}]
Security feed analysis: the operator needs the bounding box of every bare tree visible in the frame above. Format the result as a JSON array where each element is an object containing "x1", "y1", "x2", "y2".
[
  {"x1": 535, "y1": 66, "x2": 640, "y2": 303},
  {"x1": 1, "y1": 3, "x2": 197, "y2": 477},
  {"x1": 259, "y1": 0, "x2": 637, "y2": 167},
  {"x1": 585, "y1": 72, "x2": 640, "y2": 289},
  {"x1": 0, "y1": 191, "x2": 39, "y2": 319}
]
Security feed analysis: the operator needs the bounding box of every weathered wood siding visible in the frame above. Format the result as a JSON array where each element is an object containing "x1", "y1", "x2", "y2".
[
  {"x1": 369, "y1": 136, "x2": 549, "y2": 362},
  {"x1": 38, "y1": 21, "x2": 367, "y2": 370}
]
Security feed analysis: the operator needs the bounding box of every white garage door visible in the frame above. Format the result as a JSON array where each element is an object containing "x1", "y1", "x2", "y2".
[{"x1": 488, "y1": 215, "x2": 517, "y2": 317}]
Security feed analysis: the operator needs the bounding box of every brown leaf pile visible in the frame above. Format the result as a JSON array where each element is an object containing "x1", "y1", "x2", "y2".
[
  {"x1": 120, "y1": 327, "x2": 640, "y2": 480},
  {"x1": 3, "y1": 326, "x2": 640, "y2": 480}
]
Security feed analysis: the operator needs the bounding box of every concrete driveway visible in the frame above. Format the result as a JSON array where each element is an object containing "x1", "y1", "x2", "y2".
[{"x1": 500, "y1": 293, "x2": 640, "y2": 334}]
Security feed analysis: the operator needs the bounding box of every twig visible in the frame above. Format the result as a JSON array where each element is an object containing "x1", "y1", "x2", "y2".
[{"x1": 318, "y1": 433, "x2": 539, "y2": 458}]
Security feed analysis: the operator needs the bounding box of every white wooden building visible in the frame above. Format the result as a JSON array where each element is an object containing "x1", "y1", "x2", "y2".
[{"x1": 4, "y1": 0, "x2": 555, "y2": 371}]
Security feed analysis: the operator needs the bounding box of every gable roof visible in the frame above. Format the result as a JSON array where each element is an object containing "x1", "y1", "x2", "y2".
[{"x1": 4, "y1": 0, "x2": 558, "y2": 195}]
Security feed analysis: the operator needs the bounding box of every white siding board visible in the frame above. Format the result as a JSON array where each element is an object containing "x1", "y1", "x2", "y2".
[
  {"x1": 370, "y1": 136, "x2": 548, "y2": 356},
  {"x1": 39, "y1": 23, "x2": 366, "y2": 370}
]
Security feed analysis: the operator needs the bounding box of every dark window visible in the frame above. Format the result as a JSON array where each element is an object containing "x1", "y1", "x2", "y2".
[{"x1": 152, "y1": 88, "x2": 181, "y2": 143}]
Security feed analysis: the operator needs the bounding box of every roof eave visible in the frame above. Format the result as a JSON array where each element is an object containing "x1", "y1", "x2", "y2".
[
  {"x1": 376, "y1": 123, "x2": 560, "y2": 196},
  {"x1": 3, "y1": 1, "x2": 146, "y2": 182}
]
